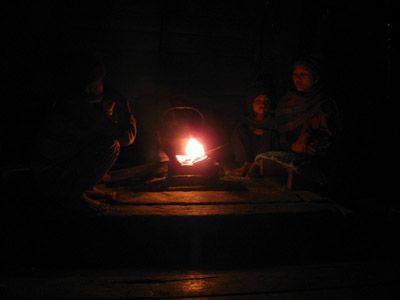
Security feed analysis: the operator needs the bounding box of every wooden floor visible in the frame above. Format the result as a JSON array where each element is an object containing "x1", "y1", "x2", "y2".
[
  {"x1": 95, "y1": 165, "x2": 339, "y2": 217},
  {"x1": 2, "y1": 163, "x2": 399, "y2": 299},
  {"x1": 2, "y1": 260, "x2": 400, "y2": 299}
]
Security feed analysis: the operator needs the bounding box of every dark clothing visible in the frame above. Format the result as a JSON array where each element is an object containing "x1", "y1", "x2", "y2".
[
  {"x1": 231, "y1": 114, "x2": 279, "y2": 164},
  {"x1": 256, "y1": 88, "x2": 340, "y2": 185},
  {"x1": 32, "y1": 91, "x2": 136, "y2": 206},
  {"x1": 101, "y1": 88, "x2": 137, "y2": 147},
  {"x1": 35, "y1": 138, "x2": 120, "y2": 208},
  {"x1": 275, "y1": 88, "x2": 340, "y2": 154}
]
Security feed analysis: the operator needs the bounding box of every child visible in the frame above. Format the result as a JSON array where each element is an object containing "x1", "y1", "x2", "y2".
[{"x1": 231, "y1": 87, "x2": 279, "y2": 177}]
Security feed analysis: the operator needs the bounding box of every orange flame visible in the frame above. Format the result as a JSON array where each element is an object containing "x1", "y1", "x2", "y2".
[{"x1": 176, "y1": 138, "x2": 208, "y2": 166}]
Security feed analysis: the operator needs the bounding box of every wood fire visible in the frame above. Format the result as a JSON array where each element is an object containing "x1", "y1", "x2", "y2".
[{"x1": 176, "y1": 138, "x2": 208, "y2": 166}]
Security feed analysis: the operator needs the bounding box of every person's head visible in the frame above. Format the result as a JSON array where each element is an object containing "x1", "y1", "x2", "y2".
[
  {"x1": 85, "y1": 78, "x2": 103, "y2": 98},
  {"x1": 292, "y1": 54, "x2": 324, "y2": 92},
  {"x1": 252, "y1": 94, "x2": 271, "y2": 119},
  {"x1": 246, "y1": 79, "x2": 275, "y2": 119},
  {"x1": 61, "y1": 51, "x2": 106, "y2": 100}
]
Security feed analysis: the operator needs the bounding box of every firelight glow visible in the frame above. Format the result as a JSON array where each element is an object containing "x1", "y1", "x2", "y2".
[{"x1": 176, "y1": 138, "x2": 208, "y2": 166}]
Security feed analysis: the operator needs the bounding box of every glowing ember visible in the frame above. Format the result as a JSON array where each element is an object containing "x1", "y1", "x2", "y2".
[{"x1": 176, "y1": 138, "x2": 208, "y2": 166}]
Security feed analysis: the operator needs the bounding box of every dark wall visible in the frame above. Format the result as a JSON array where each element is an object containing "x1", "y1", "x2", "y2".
[{"x1": 3, "y1": 0, "x2": 395, "y2": 199}]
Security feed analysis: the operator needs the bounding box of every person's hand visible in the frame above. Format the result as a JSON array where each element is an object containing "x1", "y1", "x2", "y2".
[
  {"x1": 291, "y1": 140, "x2": 316, "y2": 154},
  {"x1": 291, "y1": 133, "x2": 315, "y2": 154},
  {"x1": 253, "y1": 129, "x2": 265, "y2": 135},
  {"x1": 129, "y1": 114, "x2": 136, "y2": 126}
]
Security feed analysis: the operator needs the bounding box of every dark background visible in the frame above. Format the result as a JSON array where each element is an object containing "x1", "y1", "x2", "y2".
[{"x1": 2, "y1": 0, "x2": 396, "y2": 207}]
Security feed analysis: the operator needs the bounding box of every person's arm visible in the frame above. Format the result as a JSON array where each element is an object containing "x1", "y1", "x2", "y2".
[
  {"x1": 115, "y1": 98, "x2": 136, "y2": 146},
  {"x1": 117, "y1": 112, "x2": 136, "y2": 147},
  {"x1": 291, "y1": 103, "x2": 337, "y2": 155},
  {"x1": 102, "y1": 97, "x2": 137, "y2": 146}
]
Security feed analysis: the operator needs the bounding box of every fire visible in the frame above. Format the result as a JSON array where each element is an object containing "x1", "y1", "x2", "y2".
[{"x1": 176, "y1": 138, "x2": 208, "y2": 166}]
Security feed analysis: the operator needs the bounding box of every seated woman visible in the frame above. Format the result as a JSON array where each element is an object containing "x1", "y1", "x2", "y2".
[
  {"x1": 255, "y1": 54, "x2": 340, "y2": 187},
  {"x1": 231, "y1": 85, "x2": 279, "y2": 177}
]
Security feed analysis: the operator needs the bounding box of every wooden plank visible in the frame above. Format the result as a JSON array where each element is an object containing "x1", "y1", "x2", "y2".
[
  {"x1": 97, "y1": 201, "x2": 338, "y2": 217},
  {"x1": 115, "y1": 190, "x2": 303, "y2": 204},
  {"x1": 96, "y1": 168, "x2": 338, "y2": 217},
  {"x1": 3, "y1": 261, "x2": 399, "y2": 299}
]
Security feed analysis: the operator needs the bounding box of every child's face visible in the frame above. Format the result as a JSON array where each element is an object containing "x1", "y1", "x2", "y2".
[{"x1": 253, "y1": 94, "x2": 270, "y2": 116}]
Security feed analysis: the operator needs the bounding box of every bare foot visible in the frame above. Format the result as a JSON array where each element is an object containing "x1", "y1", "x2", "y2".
[
  {"x1": 86, "y1": 187, "x2": 118, "y2": 203},
  {"x1": 245, "y1": 162, "x2": 260, "y2": 177},
  {"x1": 100, "y1": 173, "x2": 112, "y2": 183},
  {"x1": 233, "y1": 162, "x2": 251, "y2": 176},
  {"x1": 81, "y1": 193, "x2": 110, "y2": 213}
]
